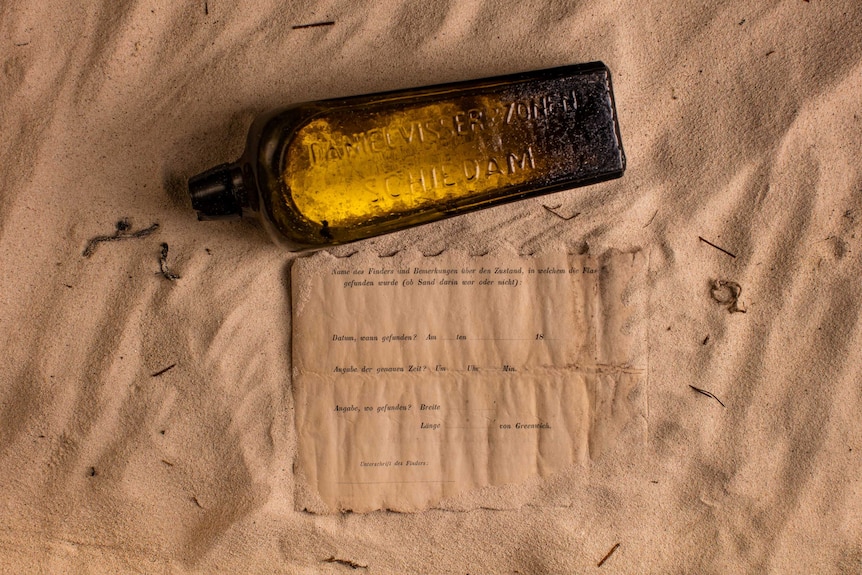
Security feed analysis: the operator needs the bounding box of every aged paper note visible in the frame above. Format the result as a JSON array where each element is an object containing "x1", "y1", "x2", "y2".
[{"x1": 292, "y1": 250, "x2": 645, "y2": 513}]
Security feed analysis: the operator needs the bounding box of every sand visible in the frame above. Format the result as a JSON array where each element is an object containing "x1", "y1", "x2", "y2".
[{"x1": 1, "y1": 1, "x2": 861, "y2": 572}]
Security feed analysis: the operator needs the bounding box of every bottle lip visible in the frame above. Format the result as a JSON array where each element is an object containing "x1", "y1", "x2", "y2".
[{"x1": 188, "y1": 163, "x2": 246, "y2": 221}]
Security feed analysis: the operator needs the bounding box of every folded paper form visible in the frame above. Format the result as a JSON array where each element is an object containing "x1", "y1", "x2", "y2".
[{"x1": 292, "y1": 249, "x2": 647, "y2": 513}]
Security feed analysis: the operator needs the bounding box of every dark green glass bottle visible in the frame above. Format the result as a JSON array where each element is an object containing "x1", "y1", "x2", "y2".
[{"x1": 188, "y1": 61, "x2": 625, "y2": 252}]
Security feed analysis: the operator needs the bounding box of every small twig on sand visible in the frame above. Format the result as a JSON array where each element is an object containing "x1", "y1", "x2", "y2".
[
  {"x1": 643, "y1": 209, "x2": 658, "y2": 227},
  {"x1": 597, "y1": 543, "x2": 620, "y2": 567},
  {"x1": 151, "y1": 363, "x2": 176, "y2": 377},
  {"x1": 699, "y1": 236, "x2": 736, "y2": 259},
  {"x1": 82, "y1": 219, "x2": 159, "y2": 257},
  {"x1": 292, "y1": 21, "x2": 335, "y2": 29},
  {"x1": 322, "y1": 556, "x2": 367, "y2": 570},
  {"x1": 689, "y1": 385, "x2": 725, "y2": 407},
  {"x1": 158, "y1": 243, "x2": 181, "y2": 280},
  {"x1": 542, "y1": 204, "x2": 580, "y2": 221}
]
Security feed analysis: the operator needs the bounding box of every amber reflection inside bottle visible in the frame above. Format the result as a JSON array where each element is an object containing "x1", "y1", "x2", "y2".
[{"x1": 188, "y1": 62, "x2": 625, "y2": 252}]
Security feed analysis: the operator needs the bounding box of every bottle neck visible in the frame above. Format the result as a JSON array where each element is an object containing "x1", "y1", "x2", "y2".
[{"x1": 188, "y1": 162, "x2": 249, "y2": 220}]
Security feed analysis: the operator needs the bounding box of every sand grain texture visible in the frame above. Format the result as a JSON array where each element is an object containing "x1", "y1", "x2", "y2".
[{"x1": 1, "y1": 1, "x2": 861, "y2": 573}]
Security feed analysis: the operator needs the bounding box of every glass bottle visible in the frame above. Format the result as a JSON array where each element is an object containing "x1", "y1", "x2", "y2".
[{"x1": 188, "y1": 61, "x2": 625, "y2": 252}]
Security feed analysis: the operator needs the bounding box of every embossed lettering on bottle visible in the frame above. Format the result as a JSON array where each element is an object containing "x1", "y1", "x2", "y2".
[{"x1": 188, "y1": 62, "x2": 625, "y2": 252}]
